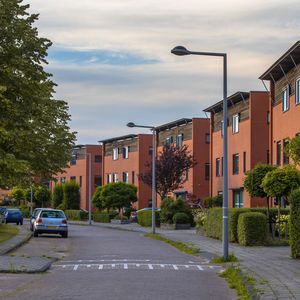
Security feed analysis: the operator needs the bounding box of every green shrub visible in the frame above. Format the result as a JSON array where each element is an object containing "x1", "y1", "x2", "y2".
[
  {"x1": 204, "y1": 208, "x2": 223, "y2": 240},
  {"x1": 137, "y1": 209, "x2": 160, "y2": 227},
  {"x1": 275, "y1": 214, "x2": 290, "y2": 237},
  {"x1": 52, "y1": 184, "x2": 63, "y2": 208},
  {"x1": 228, "y1": 208, "x2": 251, "y2": 242},
  {"x1": 204, "y1": 195, "x2": 223, "y2": 208},
  {"x1": 63, "y1": 181, "x2": 80, "y2": 210},
  {"x1": 93, "y1": 213, "x2": 110, "y2": 223},
  {"x1": 173, "y1": 212, "x2": 190, "y2": 224},
  {"x1": 19, "y1": 206, "x2": 30, "y2": 218},
  {"x1": 289, "y1": 188, "x2": 300, "y2": 258},
  {"x1": 194, "y1": 210, "x2": 207, "y2": 228},
  {"x1": 113, "y1": 215, "x2": 128, "y2": 220},
  {"x1": 65, "y1": 210, "x2": 88, "y2": 221},
  {"x1": 238, "y1": 212, "x2": 267, "y2": 246}
]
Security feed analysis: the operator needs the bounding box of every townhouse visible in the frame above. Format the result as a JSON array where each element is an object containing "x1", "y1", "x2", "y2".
[
  {"x1": 156, "y1": 118, "x2": 210, "y2": 207},
  {"x1": 100, "y1": 134, "x2": 152, "y2": 209},
  {"x1": 51, "y1": 144, "x2": 103, "y2": 211},
  {"x1": 204, "y1": 91, "x2": 270, "y2": 208},
  {"x1": 259, "y1": 41, "x2": 300, "y2": 168}
]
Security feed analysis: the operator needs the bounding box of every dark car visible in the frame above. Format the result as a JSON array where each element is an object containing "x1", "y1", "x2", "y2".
[
  {"x1": 4, "y1": 209, "x2": 23, "y2": 225},
  {"x1": 0, "y1": 207, "x2": 6, "y2": 224}
]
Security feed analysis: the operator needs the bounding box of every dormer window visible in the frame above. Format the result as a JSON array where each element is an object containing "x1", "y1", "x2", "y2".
[
  {"x1": 122, "y1": 146, "x2": 129, "y2": 159},
  {"x1": 232, "y1": 114, "x2": 239, "y2": 134},
  {"x1": 176, "y1": 134, "x2": 183, "y2": 148},
  {"x1": 112, "y1": 148, "x2": 118, "y2": 160},
  {"x1": 282, "y1": 86, "x2": 289, "y2": 112}
]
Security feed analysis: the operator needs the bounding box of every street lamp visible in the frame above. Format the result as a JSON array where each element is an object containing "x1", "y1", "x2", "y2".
[
  {"x1": 171, "y1": 45, "x2": 229, "y2": 259},
  {"x1": 126, "y1": 122, "x2": 157, "y2": 234}
]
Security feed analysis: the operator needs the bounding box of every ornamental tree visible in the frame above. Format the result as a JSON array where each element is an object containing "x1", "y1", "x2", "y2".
[{"x1": 285, "y1": 136, "x2": 300, "y2": 166}]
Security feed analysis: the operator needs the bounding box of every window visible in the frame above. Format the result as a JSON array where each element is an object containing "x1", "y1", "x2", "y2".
[
  {"x1": 205, "y1": 133, "x2": 210, "y2": 144},
  {"x1": 296, "y1": 132, "x2": 300, "y2": 137},
  {"x1": 107, "y1": 173, "x2": 112, "y2": 183},
  {"x1": 267, "y1": 111, "x2": 270, "y2": 124},
  {"x1": 216, "y1": 158, "x2": 221, "y2": 177},
  {"x1": 70, "y1": 176, "x2": 76, "y2": 181},
  {"x1": 60, "y1": 177, "x2": 66, "y2": 183},
  {"x1": 276, "y1": 141, "x2": 282, "y2": 166},
  {"x1": 221, "y1": 157, "x2": 223, "y2": 176},
  {"x1": 113, "y1": 173, "x2": 118, "y2": 183},
  {"x1": 112, "y1": 148, "x2": 118, "y2": 160},
  {"x1": 282, "y1": 86, "x2": 289, "y2": 112},
  {"x1": 132, "y1": 171, "x2": 135, "y2": 184},
  {"x1": 148, "y1": 146, "x2": 153, "y2": 156},
  {"x1": 94, "y1": 176, "x2": 102, "y2": 187},
  {"x1": 205, "y1": 163, "x2": 210, "y2": 180},
  {"x1": 243, "y1": 152, "x2": 246, "y2": 173},
  {"x1": 232, "y1": 114, "x2": 239, "y2": 134},
  {"x1": 283, "y1": 139, "x2": 289, "y2": 165},
  {"x1": 122, "y1": 172, "x2": 129, "y2": 183},
  {"x1": 233, "y1": 190, "x2": 244, "y2": 208},
  {"x1": 79, "y1": 176, "x2": 82, "y2": 187},
  {"x1": 296, "y1": 78, "x2": 300, "y2": 105},
  {"x1": 232, "y1": 154, "x2": 239, "y2": 175},
  {"x1": 221, "y1": 121, "x2": 224, "y2": 137},
  {"x1": 165, "y1": 136, "x2": 173, "y2": 146},
  {"x1": 70, "y1": 152, "x2": 77, "y2": 165},
  {"x1": 122, "y1": 147, "x2": 129, "y2": 159},
  {"x1": 176, "y1": 134, "x2": 183, "y2": 148},
  {"x1": 95, "y1": 155, "x2": 102, "y2": 163}
]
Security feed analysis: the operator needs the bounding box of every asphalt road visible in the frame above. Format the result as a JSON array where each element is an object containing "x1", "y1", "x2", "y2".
[{"x1": 0, "y1": 224, "x2": 236, "y2": 300}]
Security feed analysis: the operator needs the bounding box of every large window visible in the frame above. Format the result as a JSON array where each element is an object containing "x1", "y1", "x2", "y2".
[
  {"x1": 70, "y1": 176, "x2": 76, "y2": 181},
  {"x1": 165, "y1": 136, "x2": 173, "y2": 146},
  {"x1": 216, "y1": 158, "x2": 221, "y2": 177},
  {"x1": 122, "y1": 146, "x2": 129, "y2": 159},
  {"x1": 107, "y1": 173, "x2": 112, "y2": 183},
  {"x1": 94, "y1": 176, "x2": 102, "y2": 187},
  {"x1": 176, "y1": 134, "x2": 183, "y2": 148},
  {"x1": 232, "y1": 154, "x2": 239, "y2": 175},
  {"x1": 112, "y1": 148, "x2": 119, "y2": 160},
  {"x1": 282, "y1": 86, "x2": 289, "y2": 112},
  {"x1": 276, "y1": 141, "x2": 282, "y2": 166},
  {"x1": 233, "y1": 190, "x2": 244, "y2": 208},
  {"x1": 113, "y1": 173, "x2": 118, "y2": 183},
  {"x1": 232, "y1": 114, "x2": 239, "y2": 134},
  {"x1": 95, "y1": 155, "x2": 102, "y2": 163},
  {"x1": 283, "y1": 139, "x2": 289, "y2": 165},
  {"x1": 296, "y1": 78, "x2": 300, "y2": 105},
  {"x1": 122, "y1": 172, "x2": 129, "y2": 183}
]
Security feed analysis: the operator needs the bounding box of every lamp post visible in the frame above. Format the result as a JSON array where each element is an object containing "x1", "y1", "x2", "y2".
[
  {"x1": 171, "y1": 45, "x2": 228, "y2": 259},
  {"x1": 127, "y1": 122, "x2": 156, "y2": 234},
  {"x1": 87, "y1": 152, "x2": 92, "y2": 225}
]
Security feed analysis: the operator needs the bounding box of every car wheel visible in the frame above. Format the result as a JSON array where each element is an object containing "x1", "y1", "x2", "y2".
[
  {"x1": 33, "y1": 230, "x2": 38, "y2": 237},
  {"x1": 61, "y1": 232, "x2": 68, "y2": 238},
  {"x1": 16, "y1": 222, "x2": 19, "y2": 225}
]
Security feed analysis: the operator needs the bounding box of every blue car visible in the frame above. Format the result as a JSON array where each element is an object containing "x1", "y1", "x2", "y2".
[{"x1": 4, "y1": 209, "x2": 23, "y2": 225}]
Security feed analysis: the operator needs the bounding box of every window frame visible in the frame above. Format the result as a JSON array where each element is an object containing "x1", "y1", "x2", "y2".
[
  {"x1": 232, "y1": 114, "x2": 239, "y2": 134},
  {"x1": 232, "y1": 153, "x2": 239, "y2": 175},
  {"x1": 216, "y1": 158, "x2": 221, "y2": 177},
  {"x1": 276, "y1": 141, "x2": 282, "y2": 166},
  {"x1": 95, "y1": 155, "x2": 102, "y2": 163},
  {"x1": 205, "y1": 163, "x2": 210, "y2": 181},
  {"x1": 282, "y1": 85, "x2": 289, "y2": 112},
  {"x1": 122, "y1": 172, "x2": 129, "y2": 183},
  {"x1": 296, "y1": 78, "x2": 300, "y2": 105},
  {"x1": 122, "y1": 146, "x2": 129, "y2": 159}
]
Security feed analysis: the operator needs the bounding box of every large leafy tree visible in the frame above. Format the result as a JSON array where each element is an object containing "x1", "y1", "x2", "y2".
[
  {"x1": 139, "y1": 144, "x2": 196, "y2": 200},
  {"x1": 0, "y1": 0, "x2": 76, "y2": 188},
  {"x1": 286, "y1": 136, "x2": 300, "y2": 166}
]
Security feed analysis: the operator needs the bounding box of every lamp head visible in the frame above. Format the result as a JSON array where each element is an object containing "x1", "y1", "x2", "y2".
[
  {"x1": 171, "y1": 46, "x2": 190, "y2": 56},
  {"x1": 126, "y1": 122, "x2": 136, "y2": 128}
]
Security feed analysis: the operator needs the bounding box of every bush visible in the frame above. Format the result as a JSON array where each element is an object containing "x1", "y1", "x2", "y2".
[
  {"x1": 160, "y1": 197, "x2": 193, "y2": 225},
  {"x1": 137, "y1": 209, "x2": 160, "y2": 227},
  {"x1": 275, "y1": 214, "x2": 290, "y2": 237},
  {"x1": 204, "y1": 195, "x2": 223, "y2": 208},
  {"x1": 237, "y1": 212, "x2": 267, "y2": 246},
  {"x1": 93, "y1": 213, "x2": 110, "y2": 223},
  {"x1": 113, "y1": 215, "x2": 128, "y2": 220},
  {"x1": 289, "y1": 188, "x2": 300, "y2": 258},
  {"x1": 65, "y1": 210, "x2": 88, "y2": 221},
  {"x1": 173, "y1": 212, "x2": 190, "y2": 224},
  {"x1": 63, "y1": 181, "x2": 80, "y2": 210},
  {"x1": 194, "y1": 209, "x2": 207, "y2": 228},
  {"x1": 52, "y1": 184, "x2": 64, "y2": 208},
  {"x1": 19, "y1": 206, "x2": 30, "y2": 218}
]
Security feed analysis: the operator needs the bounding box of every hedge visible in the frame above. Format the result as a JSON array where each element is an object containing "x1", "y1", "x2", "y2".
[
  {"x1": 137, "y1": 210, "x2": 160, "y2": 227},
  {"x1": 65, "y1": 210, "x2": 88, "y2": 221},
  {"x1": 204, "y1": 207, "x2": 290, "y2": 243},
  {"x1": 289, "y1": 188, "x2": 300, "y2": 258},
  {"x1": 237, "y1": 212, "x2": 267, "y2": 246},
  {"x1": 173, "y1": 212, "x2": 190, "y2": 224},
  {"x1": 93, "y1": 213, "x2": 110, "y2": 223}
]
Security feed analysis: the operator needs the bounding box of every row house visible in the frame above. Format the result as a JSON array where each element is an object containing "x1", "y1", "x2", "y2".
[
  {"x1": 156, "y1": 118, "x2": 210, "y2": 207},
  {"x1": 204, "y1": 91, "x2": 270, "y2": 208},
  {"x1": 100, "y1": 134, "x2": 152, "y2": 209},
  {"x1": 50, "y1": 144, "x2": 103, "y2": 211},
  {"x1": 259, "y1": 41, "x2": 300, "y2": 168}
]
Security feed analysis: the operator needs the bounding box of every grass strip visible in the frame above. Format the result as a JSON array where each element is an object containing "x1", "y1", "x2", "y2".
[
  {"x1": 220, "y1": 266, "x2": 256, "y2": 300},
  {"x1": 144, "y1": 233, "x2": 199, "y2": 255},
  {"x1": 0, "y1": 224, "x2": 19, "y2": 244},
  {"x1": 211, "y1": 254, "x2": 238, "y2": 263}
]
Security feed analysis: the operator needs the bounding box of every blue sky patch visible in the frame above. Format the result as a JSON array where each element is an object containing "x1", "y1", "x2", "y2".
[{"x1": 48, "y1": 47, "x2": 159, "y2": 66}]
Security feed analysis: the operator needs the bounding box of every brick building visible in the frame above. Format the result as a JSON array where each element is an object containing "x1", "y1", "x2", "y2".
[
  {"x1": 204, "y1": 91, "x2": 270, "y2": 208},
  {"x1": 100, "y1": 134, "x2": 152, "y2": 209},
  {"x1": 50, "y1": 144, "x2": 103, "y2": 211},
  {"x1": 259, "y1": 41, "x2": 300, "y2": 169},
  {"x1": 155, "y1": 118, "x2": 210, "y2": 207}
]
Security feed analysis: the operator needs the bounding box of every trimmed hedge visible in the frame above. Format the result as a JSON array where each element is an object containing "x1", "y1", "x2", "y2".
[
  {"x1": 173, "y1": 212, "x2": 190, "y2": 224},
  {"x1": 204, "y1": 207, "x2": 290, "y2": 243},
  {"x1": 237, "y1": 212, "x2": 267, "y2": 246},
  {"x1": 93, "y1": 213, "x2": 110, "y2": 223},
  {"x1": 137, "y1": 210, "x2": 160, "y2": 227},
  {"x1": 289, "y1": 188, "x2": 300, "y2": 258},
  {"x1": 65, "y1": 210, "x2": 88, "y2": 221}
]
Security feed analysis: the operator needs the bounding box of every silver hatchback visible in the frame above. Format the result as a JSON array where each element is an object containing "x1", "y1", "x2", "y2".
[{"x1": 33, "y1": 209, "x2": 68, "y2": 238}]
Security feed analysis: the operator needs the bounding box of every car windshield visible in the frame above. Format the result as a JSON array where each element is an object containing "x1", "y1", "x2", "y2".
[{"x1": 40, "y1": 211, "x2": 65, "y2": 218}]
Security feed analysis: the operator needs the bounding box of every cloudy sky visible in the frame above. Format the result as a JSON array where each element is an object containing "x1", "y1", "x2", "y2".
[{"x1": 27, "y1": 0, "x2": 300, "y2": 144}]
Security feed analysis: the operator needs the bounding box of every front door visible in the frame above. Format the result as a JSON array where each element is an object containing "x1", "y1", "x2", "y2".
[{"x1": 233, "y1": 189, "x2": 244, "y2": 208}]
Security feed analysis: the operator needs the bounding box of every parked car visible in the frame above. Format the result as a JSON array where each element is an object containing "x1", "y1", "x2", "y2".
[
  {"x1": 4, "y1": 208, "x2": 23, "y2": 225},
  {"x1": 30, "y1": 208, "x2": 44, "y2": 231},
  {"x1": 33, "y1": 209, "x2": 68, "y2": 238},
  {"x1": 0, "y1": 207, "x2": 7, "y2": 224}
]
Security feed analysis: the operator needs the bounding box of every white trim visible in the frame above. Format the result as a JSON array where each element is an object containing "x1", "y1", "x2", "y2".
[
  {"x1": 295, "y1": 78, "x2": 300, "y2": 105},
  {"x1": 282, "y1": 85, "x2": 289, "y2": 112}
]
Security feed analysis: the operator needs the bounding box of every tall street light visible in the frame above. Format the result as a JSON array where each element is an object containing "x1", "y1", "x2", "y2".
[
  {"x1": 171, "y1": 45, "x2": 228, "y2": 259},
  {"x1": 127, "y1": 122, "x2": 156, "y2": 234}
]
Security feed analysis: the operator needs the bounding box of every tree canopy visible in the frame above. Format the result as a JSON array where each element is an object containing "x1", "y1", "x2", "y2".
[
  {"x1": 139, "y1": 144, "x2": 196, "y2": 199},
  {"x1": 286, "y1": 136, "x2": 300, "y2": 166},
  {"x1": 0, "y1": 0, "x2": 76, "y2": 188}
]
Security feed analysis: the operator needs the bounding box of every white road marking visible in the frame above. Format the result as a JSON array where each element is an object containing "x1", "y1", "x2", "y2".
[
  {"x1": 160, "y1": 264, "x2": 165, "y2": 268},
  {"x1": 148, "y1": 264, "x2": 153, "y2": 270},
  {"x1": 197, "y1": 265, "x2": 204, "y2": 271},
  {"x1": 73, "y1": 265, "x2": 79, "y2": 271},
  {"x1": 124, "y1": 264, "x2": 128, "y2": 269},
  {"x1": 99, "y1": 265, "x2": 103, "y2": 270},
  {"x1": 112, "y1": 264, "x2": 115, "y2": 268},
  {"x1": 173, "y1": 265, "x2": 178, "y2": 270},
  {"x1": 87, "y1": 265, "x2": 91, "y2": 268},
  {"x1": 136, "y1": 264, "x2": 140, "y2": 267}
]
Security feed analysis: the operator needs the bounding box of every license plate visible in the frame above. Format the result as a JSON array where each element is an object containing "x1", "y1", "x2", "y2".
[{"x1": 48, "y1": 226, "x2": 57, "y2": 229}]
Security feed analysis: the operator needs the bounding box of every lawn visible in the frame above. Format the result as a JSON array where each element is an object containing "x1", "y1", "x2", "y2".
[{"x1": 0, "y1": 224, "x2": 19, "y2": 244}]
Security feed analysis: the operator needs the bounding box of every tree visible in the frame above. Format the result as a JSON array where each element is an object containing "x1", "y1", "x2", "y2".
[
  {"x1": 139, "y1": 145, "x2": 196, "y2": 200},
  {"x1": 63, "y1": 181, "x2": 81, "y2": 210},
  {"x1": 9, "y1": 186, "x2": 25, "y2": 205},
  {"x1": 100, "y1": 183, "x2": 137, "y2": 213},
  {"x1": 92, "y1": 186, "x2": 105, "y2": 211},
  {"x1": 51, "y1": 183, "x2": 64, "y2": 208},
  {"x1": 244, "y1": 164, "x2": 277, "y2": 211},
  {"x1": 0, "y1": 0, "x2": 76, "y2": 188},
  {"x1": 34, "y1": 185, "x2": 51, "y2": 207},
  {"x1": 286, "y1": 136, "x2": 300, "y2": 166}
]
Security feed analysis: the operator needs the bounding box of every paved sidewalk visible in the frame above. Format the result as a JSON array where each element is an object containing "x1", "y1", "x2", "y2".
[
  {"x1": 0, "y1": 224, "x2": 53, "y2": 273},
  {"x1": 70, "y1": 221, "x2": 300, "y2": 300}
]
